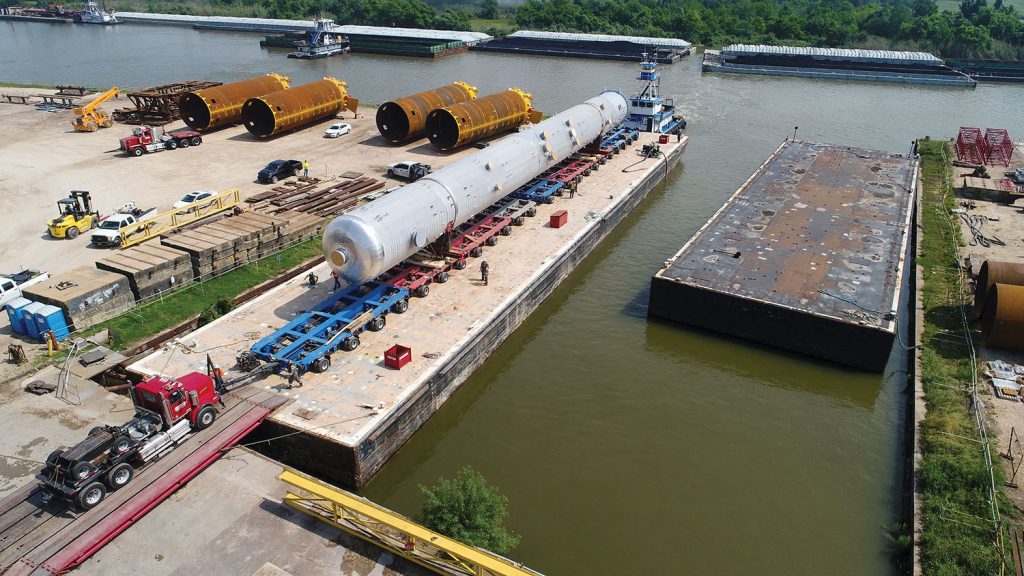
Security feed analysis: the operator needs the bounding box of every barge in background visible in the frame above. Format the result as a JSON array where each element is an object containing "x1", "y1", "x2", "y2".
[
  {"x1": 649, "y1": 139, "x2": 917, "y2": 371},
  {"x1": 472, "y1": 30, "x2": 692, "y2": 63},
  {"x1": 703, "y1": 44, "x2": 976, "y2": 87}
]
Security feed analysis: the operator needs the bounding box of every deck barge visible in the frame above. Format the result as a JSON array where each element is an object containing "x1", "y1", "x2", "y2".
[
  {"x1": 649, "y1": 140, "x2": 917, "y2": 371},
  {"x1": 129, "y1": 131, "x2": 688, "y2": 488}
]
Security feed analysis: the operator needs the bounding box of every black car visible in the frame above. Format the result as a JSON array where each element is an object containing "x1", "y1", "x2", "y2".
[{"x1": 258, "y1": 159, "x2": 303, "y2": 184}]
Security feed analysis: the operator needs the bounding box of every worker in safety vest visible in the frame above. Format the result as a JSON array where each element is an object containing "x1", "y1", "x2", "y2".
[
  {"x1": 480, "y1": 260, "x2": 489, "y2": 286},
  {"x1": 302, "y1": 160, "x2": 310, "y2": 178}
]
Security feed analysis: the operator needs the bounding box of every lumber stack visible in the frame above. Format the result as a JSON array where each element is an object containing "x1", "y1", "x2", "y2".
[{"x1": 95, "y1": 244, "x2": 194, "y2": 301}]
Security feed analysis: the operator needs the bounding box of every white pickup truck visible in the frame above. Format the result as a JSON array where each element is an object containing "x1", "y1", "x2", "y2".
[
  {"x1": 0, "y1": 269, "x2": 49, "y2": 308},
  {"x1": 90, "y1": 202, "x2": 158, "y2": 248},
  {"x1": 386, "y1": 160, "x2": 432, "y2": 182}
]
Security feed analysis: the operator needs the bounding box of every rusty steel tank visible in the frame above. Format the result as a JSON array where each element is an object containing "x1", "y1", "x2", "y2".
[
  {"x1": 376, "y1": 82, "x2": 478, "y2": 143},
  {"x1": 241, "y1": 77, "x2": 358, "y2": 138},
  {"x1": 973, "y1": 260, "x2": 1024, "y2": 317},
  {"x1": 178, "y1": 73, "x2": 289, "y2": 131},
  {"x1": 981, "y1": 283, "x2": 1024, "y2": 350},
  {"x1": 425, "y1": 88, "x2": 541, "y2": 151}
]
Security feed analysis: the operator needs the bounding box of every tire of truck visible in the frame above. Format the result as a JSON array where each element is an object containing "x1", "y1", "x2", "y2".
[
  {"x1": 435, "y1": 271, "x2": 449, "y2": 284},
  {"x1": 71, "y1": 460, "x2": 95, "y2": 481},
  {"x1": 75, "y1": 481, "x2": 106, "y2": 511},
  {"x1": 367, "y1": 316, "x2": 386, "y2": 332},
  {"x1": 180, "y1": 138, "x2": 191, "y2": 148},
  {"x1": 66, "y1": 226, "x2": 80, "y2": 239},
  {"x1": 105, "y1": 463, "x2": 133, "y2": 490},
  {"x1": 131, "y1": 147, "x2": 144, "y2": 157},
  {"x1": 340, "y1": 335, "x2": 360, "y2": 352},
  {"x1": 391, "y1": 299, "x2": 409, "y2": 314},
  {"x1": 311, "y1": 355, "x2": 331, "y2": 373},
  {"x1": 452, "y1": 259, "x2": 466, "y2": 270},
  {"x1": 387, "y1": 169, "x2": 394, "y2": 178},
  {"x1": 167, "y1": 140, "x2": 177, "y2": 150},
  {"x1": 113, "y1": 236, "x2": 123, "y2": 247},
  {"x1": 191, "y1": 136, "x2": 202, "y2": 146},
  {"x1": 110, "y1": 435, "x2": 131, "y2": 455},
  {"x1": 414, "y1": 284, "x2": 429, "y2": 298},
  {"x1": 194, "y1": 406, "x2": 216, "y2": 430},
  {"x1": 46, "y1": 450, "x2": 62, "y2": 465}
]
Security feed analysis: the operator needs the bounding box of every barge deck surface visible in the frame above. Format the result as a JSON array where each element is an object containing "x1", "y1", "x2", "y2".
[
  {"x1": 129, "y1": 131, "x2": 688, "y2": 488},
  {"x1": 649, "y1": 139, "x2": 916, "y2": 371}
]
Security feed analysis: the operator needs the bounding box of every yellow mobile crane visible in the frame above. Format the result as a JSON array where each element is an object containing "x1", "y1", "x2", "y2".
[{"x1": 72, "y1": 86, "x2": 119, "y2": 132}]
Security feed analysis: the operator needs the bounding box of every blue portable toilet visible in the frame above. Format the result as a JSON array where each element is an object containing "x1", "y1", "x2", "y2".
[
  {"x1": 20, "y1": 302, "x2": 46, "y2": 340},
  {"x1": 35, "y1": 305, "x2": 70, "y2": 342},
  {"x1": 5, "y1": 297, "x2": 32, "y2": 335}
]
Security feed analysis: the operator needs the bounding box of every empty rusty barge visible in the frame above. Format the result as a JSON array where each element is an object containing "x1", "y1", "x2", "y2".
[{"x1": 648, "y1": 140, "x2": 917, "y2": 371}]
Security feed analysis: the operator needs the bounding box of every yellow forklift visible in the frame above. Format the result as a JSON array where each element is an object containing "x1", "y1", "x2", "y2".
[{"x1": 48, "y1": 191, "x2": 99, "y2": 239}]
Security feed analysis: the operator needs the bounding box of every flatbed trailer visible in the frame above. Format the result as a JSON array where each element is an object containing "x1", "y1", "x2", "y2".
[
  {"x1": 542, "y1": 156, "x2": 598, "y2": 187},
  {"x1": 249, "y1": 281, "x2": 410, "y2": 374},
  {"x1": 601, "y1": 126, "x2": 639, "y2": 150},
  {"x1": 445, "y1": 214, "x2": 513, "y2": 262},
  {"x1": 379, "y1": 258, "x2": 451, "y2": 298},
  {"x1": 511, "y1": 178, "x2": 564, "y2": 204}
]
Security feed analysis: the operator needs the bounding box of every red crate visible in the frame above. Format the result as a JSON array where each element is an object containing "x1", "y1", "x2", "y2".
[
  {"x1": 385, "y1": 345, "x2": 412, "y2": 369},
  {"x1": 550, "y1": 210, "x2": 568, "y2": 228},
  {"x1": 658, "y1": 134, "x2": 670, "y2": 144}
]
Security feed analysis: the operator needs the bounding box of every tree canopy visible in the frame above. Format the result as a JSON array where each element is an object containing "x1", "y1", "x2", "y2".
[{"x1": 420, "y1": 466, "x2": 520, "y2": 554}]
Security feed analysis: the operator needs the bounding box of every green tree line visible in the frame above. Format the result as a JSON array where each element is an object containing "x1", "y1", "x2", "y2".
[{"x1": 514, "y1": 0, "x2": 1023, "y2": 58}]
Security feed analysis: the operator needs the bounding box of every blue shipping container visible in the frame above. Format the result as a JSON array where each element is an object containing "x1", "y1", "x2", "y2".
[
  {"x1": 34, "y1": 305, "x2": 70, "y2": 342},
  {"x1": 5, "y1": 297, "x2": 32, "y2": 335}
]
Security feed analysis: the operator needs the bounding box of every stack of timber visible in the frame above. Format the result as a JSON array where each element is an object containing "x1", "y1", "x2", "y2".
[
  {"x1": 23, "y1": 267, "x2": 134, "y2": 330},
  {"x1": 95, "y1": 244, "x2": 194, "y2": 301},
  {"x1": 247, "y1": 176, "x2": 385, "y2": 217},
  {"x1": 159, "y1": 211, "x2": 323, "y2": 279}
]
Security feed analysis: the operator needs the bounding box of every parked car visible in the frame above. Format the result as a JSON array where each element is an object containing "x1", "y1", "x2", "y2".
[
  {"x1": 258, "y1": 160, "x2": 303, "y2": 184},
  {"x1": 173, "y1": 190, "x2": 216, "y2": 210},
  {"x1": 324, "y1": 123, "x2": 352, "y2": 138}
]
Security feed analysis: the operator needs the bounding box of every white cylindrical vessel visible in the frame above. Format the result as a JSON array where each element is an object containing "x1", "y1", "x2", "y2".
[{"x1": 324, "y1": 91, "x2": 628, "y2": 284}]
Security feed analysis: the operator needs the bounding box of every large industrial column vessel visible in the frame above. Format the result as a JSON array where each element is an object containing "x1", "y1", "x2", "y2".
[
  {"x1": 376, "y1": 82, "x2": 478, "y2": 143},
  {"x1": 241, "y1": 77, "x2": 358, "y2": 138},
  {"x1": 425, "y1": 88, "x2": 541, "y2": 151},
  {"x1": 178, "y1": 74, "x2": 289, "y2": 131},
  {"x1": 323, "y1": 90, "x2": 628, "y2": 284}
]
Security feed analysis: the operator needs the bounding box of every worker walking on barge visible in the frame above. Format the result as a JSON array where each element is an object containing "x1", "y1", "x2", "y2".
[
  {"x1": 480, "y1": 260, "x2": 490, "y2": 286},
  {"x1": 331, "y1": 270, "x2": 341, "y2": 291},
  {"x1": 302, "y1": 160, "x2": 310, "y2": 178}
]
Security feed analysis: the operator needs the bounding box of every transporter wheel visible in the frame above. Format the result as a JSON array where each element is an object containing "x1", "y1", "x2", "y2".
[
  {"x1": 435, "y1": 271, "x2": 449, "y2": 284},
  {"x1": 391, "y1": 299, "x2": 409, "y2": 314},
  {"x1": 500, "y1": 226, "x2": 512, "y2": 236},
  {"x1": 527, "y1": 207, "x2": 537, "y2": 217},
  {"x1": 71, "y1": 460, "x2": 95, "y2": 481},
  {"x1": 167, "y1": 140, "x2": 177, "y2": 150},
  {"x1": 191, "y1": 136, "x2": 202, "y2": 146},
  {"x1": 367, "y1": 316, "x2": 386, "y2": 332},
  {"x1": 584, "y1": 168, "x2": 592, "y2": 176},
  {"x1": 545, "y1": 197, "x2": 554, "y2": 205},
  {"x1": 452, "y1": 260, "x2": 466, "y2": 270},
  {"x1": 110, "y1": 435, "x2": 131, "y2": 455},
  {"x1": 485, "y1": 236, "x2": 498, "y2": 247},
  {"x1": 414, "y1": 285, "x2": 429, "y2": 298},
  {"x1": 75, "y1": 481, "x2": 106, "y2": 511},
  {"x1": 131, "y1": 147, "x2": 144, "y2": 157},
  {"x1": 179, "y1": 138, "x2": 190, "y2": 148},
  {"x1": 66, "y1": 227, "x2": 80, "y2": 239},
  {"x1": 470, "y1": 247, "x2": 483, "y2": 258},
  {"x1": 105, "y1": 463, "x2": 133, "y2": 490},
  {"x1": 194, "y1": 406, "x2": 216, "y2": 431},
  {"x1": 340, "y1": 335, "x2": 360, "y2": 352},
  {"x1": 513, "y1": 216, "x2": 525, "y2": 226},
  {"x1": 311, "y1": 355, "x2": 331, "y2": 373}
]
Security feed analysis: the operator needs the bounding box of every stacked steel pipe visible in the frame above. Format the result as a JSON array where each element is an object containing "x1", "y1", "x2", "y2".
[
  {"x1": 242, "y1": 77, "x2": 358, "y2": 138},
  {"x1": 975, "y1": 260, "x2": 1024, "y2": 350},
  {"x1": 376, "y1": 82, "x2": 477, "y2": 143},
  {"x1": 425, "y1": 88, "x2": 541, "y2": 151},
  {"x1": 179, "y1": 74, "x2": 289, "y2": 131}
]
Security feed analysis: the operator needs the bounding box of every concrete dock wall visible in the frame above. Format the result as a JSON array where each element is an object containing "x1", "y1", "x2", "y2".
[{"x1": 249, "y1": 140, "x2": 688, "y2": 489}]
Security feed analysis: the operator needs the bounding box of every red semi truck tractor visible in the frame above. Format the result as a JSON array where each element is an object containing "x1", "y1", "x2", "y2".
[
  {"x1": 119, "y1": 125, "x2": 203, "y2": 157},
  {"x1": 40, "y1": 371, "x2": 222, "y2": 511}
]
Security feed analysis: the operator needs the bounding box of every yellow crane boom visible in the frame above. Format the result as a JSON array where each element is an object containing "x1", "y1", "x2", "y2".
[{"x1": 73, "y1": 86, "x2": 119, "y2": 132}]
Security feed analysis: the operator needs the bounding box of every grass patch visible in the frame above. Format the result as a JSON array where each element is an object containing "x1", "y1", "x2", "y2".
[
  {"x1": 87, "y1": 237, "x2": 321, "y2": 350},
  {"x1": 916, "y1": 139, "x2": 1012, "y2": 574}
]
